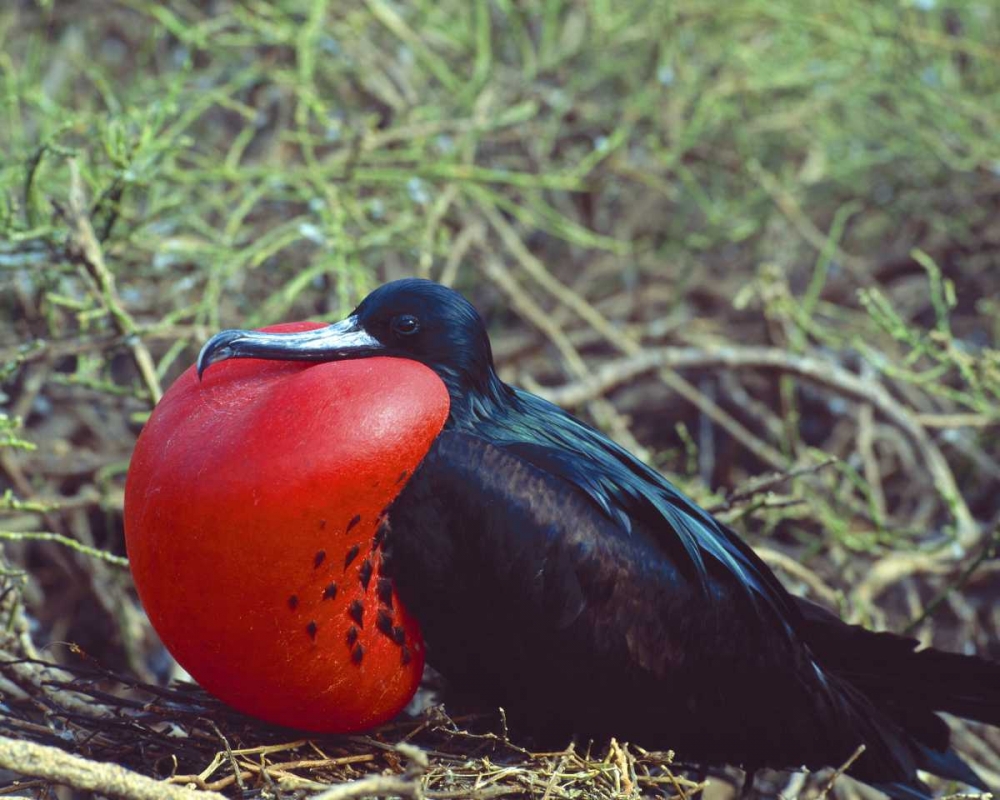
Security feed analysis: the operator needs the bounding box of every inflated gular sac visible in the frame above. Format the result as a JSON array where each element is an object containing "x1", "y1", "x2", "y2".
[{"x1": 125, "y1": 323, "x2": 450, "y2": 731}]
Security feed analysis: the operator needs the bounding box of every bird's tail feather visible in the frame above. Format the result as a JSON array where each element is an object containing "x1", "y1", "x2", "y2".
[
  {"x1": 816, "y1": 662, "x2": 990, "y2": 794},
  {"x1": 796, "y1": 596, "x2": 997, "y2": 791},
  {"x1": 797, "y1": 597, "x2": 1000, "y2": 727},
  {"x1": 913, "y1": 742, "x2": 988, "y2": 790},
  {"x1": 894, "y1": 646, "x2": 1000, "y2": 726}
]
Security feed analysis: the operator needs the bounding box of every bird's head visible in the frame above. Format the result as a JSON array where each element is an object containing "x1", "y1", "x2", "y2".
[{"x1": 198, "y1": 278, "x2": 505, "y2": 409}]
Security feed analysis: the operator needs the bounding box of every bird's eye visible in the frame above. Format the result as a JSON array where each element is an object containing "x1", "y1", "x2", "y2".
[{"x1": 390, "y1": 314, "x2": 420, "y2": 337}]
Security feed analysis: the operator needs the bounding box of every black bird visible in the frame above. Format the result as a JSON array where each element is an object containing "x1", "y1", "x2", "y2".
[{"x1": 199, "y1": 278, "x2": 1000, "y2": 799}]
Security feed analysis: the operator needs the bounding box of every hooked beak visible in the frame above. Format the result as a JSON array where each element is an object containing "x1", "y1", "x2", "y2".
[{"x1": 197, "y1": 316, "x2": 384, "y2": 379}]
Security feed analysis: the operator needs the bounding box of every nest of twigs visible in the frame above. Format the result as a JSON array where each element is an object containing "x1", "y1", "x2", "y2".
[{"x1": 0, "y1": 643, "x2": 714, "y2": 800}]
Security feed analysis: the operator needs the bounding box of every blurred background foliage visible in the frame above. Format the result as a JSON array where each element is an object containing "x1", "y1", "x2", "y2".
[{"x1": 1, "y1": 0, "x2": 999, "y2": 794}]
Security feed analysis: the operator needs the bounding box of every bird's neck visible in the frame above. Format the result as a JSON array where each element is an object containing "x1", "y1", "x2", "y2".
[{"x1": 440, "y1": 367, "x2": 514, "y2": 431}]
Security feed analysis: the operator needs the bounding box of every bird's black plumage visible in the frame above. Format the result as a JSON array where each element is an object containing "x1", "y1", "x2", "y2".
[{"x1": 198, "y1": 278, "x2": 1000, "y2": 799}]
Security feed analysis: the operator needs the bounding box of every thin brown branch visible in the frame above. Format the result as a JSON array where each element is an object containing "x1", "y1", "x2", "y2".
[
  {"x1": 310, "y1": 773, "x2": 422, "y2": 800},
  {"x1": 0, "y1": 735, "x2": 226, "y2": 800},
  {"x1": 708, "y1": 458, "x2": 838, "y2": 513},
  {"x1": 61, "y1": 159, "x2": 163, "y2": 404},
  {"x1": 816, "y1": 744, "x2": 865, "y2": 800}
]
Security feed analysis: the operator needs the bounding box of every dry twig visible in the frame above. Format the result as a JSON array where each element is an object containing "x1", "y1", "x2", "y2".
[
  {"x1": 60, "y1": 159, "x2": 162, "y2": 404},
  {"x1": 0, "y1": 735, "x2": 226, "y2": 800}
]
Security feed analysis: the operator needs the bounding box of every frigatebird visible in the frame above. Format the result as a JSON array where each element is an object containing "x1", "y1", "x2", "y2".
[{"x1": 198, "y1": 278, "x2": 1000, "y2": 799}]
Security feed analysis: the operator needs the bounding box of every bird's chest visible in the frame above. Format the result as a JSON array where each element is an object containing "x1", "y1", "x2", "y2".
[
  {"x1": 377, "y1": 436, "x2": 577, "y2": 683},
  {"x1": 379, "y1": 453, "x2": 502, "y2": 637},
  {"x1": 376, "y1": 434, "x2": 691, "y2": 690}
]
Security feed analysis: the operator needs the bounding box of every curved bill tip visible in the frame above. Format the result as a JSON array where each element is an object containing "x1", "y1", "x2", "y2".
[
  {"x1": 196, "y1": 330, "x2": 241, "y2": 380},
  {"x1": 196, "y1": 317, "x2": 384, "y2": 380}
]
